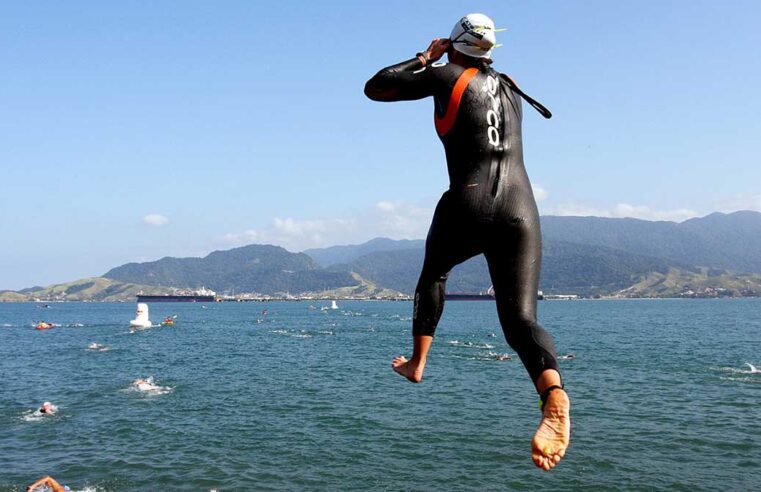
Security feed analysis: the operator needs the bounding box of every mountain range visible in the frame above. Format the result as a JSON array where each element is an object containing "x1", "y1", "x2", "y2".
[
  {"x1": 103, "y1": 244, "x2": 357, "y2": 295},
  {"x1": 4, "y1": 211, "x2": 761, "y2": 301}
]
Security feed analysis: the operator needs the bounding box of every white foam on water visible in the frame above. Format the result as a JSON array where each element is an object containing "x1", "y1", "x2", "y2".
[
  {"x1": 21, "y1": 404, "x2": 59, "y2": 422},
  {"x1": 2, "y1": 323, "x2": 13, "y2": 327},
  {"x1": 447, "y1": 340, "x2": 495, "y2": 349},
  {"x1": 720, "y1": 376, "x2": 761, "y2": 384},
  {"x1": 86, "y1": 343, "x2": 111, "y2": 352},
  {"x1": 475, "y1": 351, "x2": 512, "y2": 361},
  {"x1": 129, "y1": 376, "x2": 173, "y2": 395},
  {"x1": 21, "y1": 411, "x2": 46, "y2": 422},
  {"x1": 711, "y1": 364, "x2": 761, "y2": 375}
]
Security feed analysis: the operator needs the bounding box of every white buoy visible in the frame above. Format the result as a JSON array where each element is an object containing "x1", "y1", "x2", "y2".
[
  {"x1": 130, "y1": 303, "x2": 152, "y2": 328},
  {"x1": 330, "y1": 300, "x2": 339, "y2": 310}
]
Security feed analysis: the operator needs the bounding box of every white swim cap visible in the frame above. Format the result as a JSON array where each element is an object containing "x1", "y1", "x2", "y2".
[{"x1": 449, "y1": 13, "x2": 501, "y2": 59}]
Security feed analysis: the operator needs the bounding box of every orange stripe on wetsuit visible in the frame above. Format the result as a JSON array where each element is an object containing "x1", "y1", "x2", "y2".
[{"x1": 434, "y1": 68, "x2": 478, "y2": 137}]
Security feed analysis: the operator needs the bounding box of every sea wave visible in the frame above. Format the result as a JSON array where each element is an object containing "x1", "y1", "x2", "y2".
[
  {"x1": 719, "y1": 376, "x2": 761, "y2": 384},
  {"x1": 711, "y1": 363, "x2": 761, "y2": 375},
  {"x1": 447, "y1": 340, "x2": 495, "y2": 349}
]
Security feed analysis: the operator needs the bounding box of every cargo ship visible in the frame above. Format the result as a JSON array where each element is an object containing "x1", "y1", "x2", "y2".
[
  {"x1": 445, "y1": 289, "x2": 544, "y2": 301},
  {"x1": 137, "y1": 287, "x2": 216, "y2": 303},
  {"x1": 444, "y1": 292, "x2": 496, "y2": 301}
]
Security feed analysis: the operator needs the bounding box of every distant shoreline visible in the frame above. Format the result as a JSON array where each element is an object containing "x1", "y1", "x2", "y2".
[{"x1": 2, "y1": 296, "x2": 759, "y2": 304}]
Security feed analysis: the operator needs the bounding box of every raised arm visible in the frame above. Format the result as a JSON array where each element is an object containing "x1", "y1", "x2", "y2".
[
  {"x1": 364, "y1": 38, "x2": 451, "y2": 102},
  {"x1": 27, "y1": 475, "x2": 66, "y2": 492}
]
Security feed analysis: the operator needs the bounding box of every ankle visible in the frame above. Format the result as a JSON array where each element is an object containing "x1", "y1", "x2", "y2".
[{"x1": 546, "y1": 388, "x2": 569, "y2": 407}]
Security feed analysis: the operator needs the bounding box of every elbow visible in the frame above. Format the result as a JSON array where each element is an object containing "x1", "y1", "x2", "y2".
[
  {"x1": 364, "y1": 71, "x2": 397, "y2": 101},
  {"x1": 364, "y1": 79, "x2": 385, "y2": 101}
]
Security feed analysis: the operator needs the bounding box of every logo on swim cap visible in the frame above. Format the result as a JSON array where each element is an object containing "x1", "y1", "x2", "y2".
[{"x1": 450, "y1": 13, "x2": 503, "y2": 59}]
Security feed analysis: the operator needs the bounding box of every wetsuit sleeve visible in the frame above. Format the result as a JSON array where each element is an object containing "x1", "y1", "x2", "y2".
[{"x1": 364, "y1": 58, "x2": 437, "y2": 102}]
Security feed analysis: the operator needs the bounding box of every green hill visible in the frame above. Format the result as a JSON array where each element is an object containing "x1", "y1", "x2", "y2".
[
  {"x1": 103, "y1": 244, "x2": 359, "y2": 295},
  {"x1": 0, "y1": 277, "x2": 174, "y2": 302},
  {"x1": 618, "y1": 267, "x2": 761, "y2": 298}
]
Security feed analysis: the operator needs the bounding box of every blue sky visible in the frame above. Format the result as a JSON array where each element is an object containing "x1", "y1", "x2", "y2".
[{"x1": 2, "y1": 0, "x2": 760, "y2": 290}]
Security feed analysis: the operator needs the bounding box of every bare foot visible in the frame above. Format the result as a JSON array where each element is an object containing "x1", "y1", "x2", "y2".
[
  {"x1": 531, "y1": 389, "x2": 570, "y2": 471},
  {"x1": 391, "y1": 356, "x2": 425, "y2": 383}
]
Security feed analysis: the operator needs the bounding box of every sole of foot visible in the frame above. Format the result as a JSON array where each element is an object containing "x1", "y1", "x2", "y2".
[{"x1": 531, "y1": 389, "x2": 570, "y2": 471}]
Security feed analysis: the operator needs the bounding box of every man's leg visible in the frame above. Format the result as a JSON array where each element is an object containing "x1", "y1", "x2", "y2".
[
  {"x1": 484, "y1": 221, "x2": 570, "y2": 470},
  {"x1": 392, "y1": 196, "x2": 479, "y2": 382}
]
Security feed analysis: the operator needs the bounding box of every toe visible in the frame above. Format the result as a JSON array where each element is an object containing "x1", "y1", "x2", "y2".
[{"x1": 531, "y1": 452, "x2": 543, "y2": 468}]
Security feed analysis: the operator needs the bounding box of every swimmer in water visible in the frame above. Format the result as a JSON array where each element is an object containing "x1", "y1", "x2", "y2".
[
  {"x1": 26, "y1": 475, "x2": 69, "y2": 492},
  {"x1": 365, "y1": 13, "x2": 570, "y2": 470},
  {"x1": 132, "y1": 377, "x2": 161, "y2": 392},
  {"x1": 38, "y1": 401, "x2": 57, "y2": 415}
]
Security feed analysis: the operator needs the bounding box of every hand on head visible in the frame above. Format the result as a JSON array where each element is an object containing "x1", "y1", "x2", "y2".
[{"x1": 423, "y1": 38, "x2": 451, "y2": 63}]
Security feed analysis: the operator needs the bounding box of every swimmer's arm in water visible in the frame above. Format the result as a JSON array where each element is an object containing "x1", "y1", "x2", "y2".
[
  {"x1": 27, "y1": 475, "x2": 66, "y2": 492},
  {"x1": 364, "y1": 38, "x2": 450, "y2": 102}
]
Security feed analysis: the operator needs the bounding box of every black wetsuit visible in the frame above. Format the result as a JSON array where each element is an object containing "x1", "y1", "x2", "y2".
[{"x1": 365, "y1": 57, "x2": 559, "y2": 383}]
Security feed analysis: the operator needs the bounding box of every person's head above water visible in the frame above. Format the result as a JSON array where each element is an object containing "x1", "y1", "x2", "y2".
[{"x1": 448, "y1": 13, "x2": 501, "y2": 66}]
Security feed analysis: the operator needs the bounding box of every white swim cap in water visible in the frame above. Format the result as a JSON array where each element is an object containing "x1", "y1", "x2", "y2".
[{"x1": 449, "y1": 13, "x2": 503, "y2": 59}]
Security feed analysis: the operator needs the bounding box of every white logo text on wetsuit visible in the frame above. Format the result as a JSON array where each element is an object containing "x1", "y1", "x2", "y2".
[{"x1": 483, "y1": 75, "x2": 501, "y2": 147}]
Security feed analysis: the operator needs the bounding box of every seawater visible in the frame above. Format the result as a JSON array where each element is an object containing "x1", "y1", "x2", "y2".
[{"x1": 1, "y1": 299, "x2": 760, "y2": 491}]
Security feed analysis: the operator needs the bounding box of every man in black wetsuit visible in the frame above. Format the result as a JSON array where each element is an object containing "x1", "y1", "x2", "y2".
[{"x1": 364, "y1": 13, "x2": 570, "y2": 471}]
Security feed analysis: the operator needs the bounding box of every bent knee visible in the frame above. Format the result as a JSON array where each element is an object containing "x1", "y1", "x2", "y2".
[
  {"x1": 499, "y1": 313, "x2": 538, "y2": 331},
  {"x1": 500, "y1": 315, "x2": 543, "y2": 345}
]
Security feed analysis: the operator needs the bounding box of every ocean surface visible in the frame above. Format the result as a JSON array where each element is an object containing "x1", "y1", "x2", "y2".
[{"x1": 1, "y1": 299, "x2": 759, "y2": 491}]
